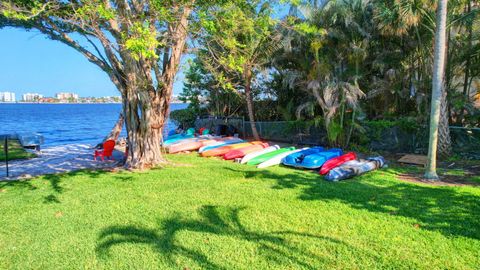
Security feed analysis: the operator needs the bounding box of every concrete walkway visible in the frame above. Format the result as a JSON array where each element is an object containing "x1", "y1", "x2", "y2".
[{"x1": 0, "y1": 144, "x2": 124, "y2": 180}]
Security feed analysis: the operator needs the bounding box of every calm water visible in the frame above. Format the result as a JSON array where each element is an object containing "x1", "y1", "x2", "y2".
[{"x1": 0, "y1": 103, "x2": 187, "y2": 146}]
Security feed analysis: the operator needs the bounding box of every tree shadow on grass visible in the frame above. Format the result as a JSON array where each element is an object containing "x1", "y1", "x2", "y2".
[
  {"x1": 0, "y1": 179, "x2": 38, "y2": 190},
  {"x1": 40, "y1": 169, "x2": 110, "y2": 203},
  {"x1": 225, "y1": 166, "x2": 480, "y2": 240},
  {"x1": 96, "y1": 205, "x2": 346, "y2": 269},
  {"x1": 0, "y1": 169, "x2": 126, "y2": 203}
]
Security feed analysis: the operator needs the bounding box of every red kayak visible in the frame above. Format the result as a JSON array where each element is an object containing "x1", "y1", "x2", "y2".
[
  {"x1": 319, "y1": 152, "x2": 357, "y2": 175},
  {"x1": 223, "y1": 143, "x2": 269, "y2": 160}
]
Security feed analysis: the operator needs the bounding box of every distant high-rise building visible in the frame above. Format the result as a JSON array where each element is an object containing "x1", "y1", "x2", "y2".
[
  {"x1": 22, "y1": 93, "x2": 44, "y2": 102},
  {"x1": 0, "y1": 92, "x2": 16, "y2": 102},
  {"x1": 55, "y1": 92, "x2": 79, "y2": 101}
]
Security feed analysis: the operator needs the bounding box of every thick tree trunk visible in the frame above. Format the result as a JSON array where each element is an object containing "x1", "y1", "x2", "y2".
[
  {"x1": 96, "y1": 113, "x2": 124, "y2": 148},
  {"x1": 244, "y1": 75, "x2": 260, "y2": 140},
  {"x1": 121, "y1": 4, "x2": 192, "y2": 170},
  {"x1": 425, "y1": 0, "x2": 448, "y2": 180},
  {"x1": 123, "y1": 87, "x2": 166, "y2": 170},
  {"x1": 105, "y1": 113, "x2": 124, "y2": 141}
]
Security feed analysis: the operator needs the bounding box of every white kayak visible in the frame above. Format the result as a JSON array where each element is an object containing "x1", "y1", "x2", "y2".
[
  {"x1": 198, "y1": 142, "x2": 224, "y2": 153},
  {"x1": 257, "y1": 147, "x2": 309, "y2": 169},
  {"x1": 240, "y1": 145, "x2": 280, "y2": 164}
]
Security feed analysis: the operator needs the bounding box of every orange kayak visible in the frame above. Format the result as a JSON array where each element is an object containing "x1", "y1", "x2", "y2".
[
  {"x1": 168, "y1": 139, "x2": 219, "y2": 154},
  {"x1": 223, "y1": 143, "x2": 269, "y2": 160},
  {"x1": 201, "y1": 141, "x2": 264, "y2": 157}
]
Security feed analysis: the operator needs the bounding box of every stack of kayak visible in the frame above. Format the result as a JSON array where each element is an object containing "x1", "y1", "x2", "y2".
[
  {"x1": 280, "y1": 147, "x2": 386, "y2": 181},
  {"x1": 164, "y1": 128, "x2": 385, "y2": 181}
]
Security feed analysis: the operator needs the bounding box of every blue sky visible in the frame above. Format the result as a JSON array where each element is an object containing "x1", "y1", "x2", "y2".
[
  {"x1": 0, "y1": 27, "x2": 185, "y2": 98},
  {"x1": 0, "y1": 4, "x2": 288, "y2": 99}
]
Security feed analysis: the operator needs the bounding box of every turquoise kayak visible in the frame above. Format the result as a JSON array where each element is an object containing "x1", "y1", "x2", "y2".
[
  {"x1": 165, "y1": 128, "x2": 195, "y2": 140},
  {"x1": 167, "y1": 133, "x2": 186, "y2": 140},
  {"x1": 163, "y1": 134, "x2": 195, "y2": 146}
]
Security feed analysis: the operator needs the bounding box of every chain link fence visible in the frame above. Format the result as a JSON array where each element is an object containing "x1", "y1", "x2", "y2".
[
  {"x1": 243, "y1": 121, "x2": 329, "y2": 145},
  {"x1": 194, "y1": 116, "x2": 245, "y2": 136},
  {"x1": 450, "y1": 127, "x2": 480, "y2": 159}
]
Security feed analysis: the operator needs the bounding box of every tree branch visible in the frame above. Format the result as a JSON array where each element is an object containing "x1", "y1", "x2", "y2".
[{"x1": 40, "y1": 19, "x2": 112, "y2": 73}]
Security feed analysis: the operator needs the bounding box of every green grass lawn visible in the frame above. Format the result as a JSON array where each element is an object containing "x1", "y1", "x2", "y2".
[
  {"x1": 0, "y1": 154, "x2": 479, "y2": 269},
  {"x1": 0, "y1": 139, "x2": 36, "y2": 161}
]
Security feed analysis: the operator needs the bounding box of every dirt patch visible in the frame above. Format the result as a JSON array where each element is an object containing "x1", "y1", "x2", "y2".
[
  {"x1": 443, "y1": 161, "x2": 480, "y2": 175},
  {"x1": 377, "y1": 152, "x2": 480, "y2": 187},
  {"x1": 395, "y1": 171, "x2": 479, "y2": 187}
]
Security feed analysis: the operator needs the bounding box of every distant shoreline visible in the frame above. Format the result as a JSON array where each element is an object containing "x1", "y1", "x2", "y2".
[
  {"x1": 0, "y1": 102, "x2": 187, "y2": 104},
  {"x1": 0, "y1": 102, "x2": 121, "y2": 104}
]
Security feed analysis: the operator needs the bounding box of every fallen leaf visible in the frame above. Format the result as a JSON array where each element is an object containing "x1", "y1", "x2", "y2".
[
  {"x1": 0, "y1": 189, "x2": 6, "y2": 193},
  {"x1": 413, "y1": 223, "x2": 421, "y2": 229},
  {"x1": 55, "y1": 211, "x2": 63, "y2": 218}
]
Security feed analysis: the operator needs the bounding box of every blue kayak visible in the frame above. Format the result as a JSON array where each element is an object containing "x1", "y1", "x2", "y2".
[
  {"x1": 282, "y1": 147, "x2": 343, "y2": 169},
  {"x1": 163, "y1": 134, "x2": 195, "y2": 146}
]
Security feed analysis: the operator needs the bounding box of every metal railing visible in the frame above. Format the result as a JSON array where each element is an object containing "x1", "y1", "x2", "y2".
[{"x1": 0, "y1": 134, "x2": 12, "y2": 178}]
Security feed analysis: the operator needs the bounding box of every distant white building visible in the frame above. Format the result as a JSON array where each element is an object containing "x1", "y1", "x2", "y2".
[
  {"x1": 55, "y1": 92, "x2": 79, "y2": 101},
  {"x1": 0, "y1": 92, "x2": 16, "y2": 102},
  {"x1": 22, "y1": 93, "x2": 44, "y2": 102}
]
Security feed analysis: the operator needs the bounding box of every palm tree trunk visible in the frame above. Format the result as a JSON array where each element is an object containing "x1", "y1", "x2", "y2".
[
  {"x1": 245, "y1": 71, "x2": 260, "y2": 140},
  {"x1": 438, "y1": 17, "x2": 453, "y2": 157},
  {"x1": 438, "y1": 88, "x2": 452, "y2": 156},
  {"x1": 459, "y1": 0, "x2": 473, "y2": 124},
  {"x1": 345, "y1": 109, "x2": 356, "y2": 148},
  {"x1": 425, "y1": 0, "x2": 448, "y2": 180}
]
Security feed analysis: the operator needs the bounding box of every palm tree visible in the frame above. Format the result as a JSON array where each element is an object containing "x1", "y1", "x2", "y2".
[
  {"x1": 279, "y1": 0, "x2": 368, "y2": 146},
  {"x1": 425, "y1": 0, "x2": 448, "y2": 180}
]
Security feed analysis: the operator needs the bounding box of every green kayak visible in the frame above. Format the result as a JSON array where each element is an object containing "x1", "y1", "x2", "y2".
[{"x1": 247, "y1": 147, "x2": 296, "y2": 165}]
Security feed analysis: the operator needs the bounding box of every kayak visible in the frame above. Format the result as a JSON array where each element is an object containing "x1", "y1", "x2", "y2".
[
  {"x1": 166, "y1": 128, "x2": 195, "y2": 140},
  {"x1": 163, "y1": 134, "x2": 195, "y2": 146},
  {"x1": 166, "y1": 133, "x2": 186, "y2": 140},
  {"x1": 248, "y1": 147, "x2": 297, "y2": 166},
  {"x1": 223, "y1": 143, "x2": 269, "y2": 160},
  {"x1": 198, "y1": 142, "x2": 224, "y2": 153},
  {"x1": 168, "y1": 135, "x2": 219, "y2": 145},
  {"x1": 164, "y1": 134, "x2": 216, "y2": 147},
  {"x1": 198, "y1": 138, "x2": 244, "y2": 153},
  {"x1": 319, "y1": 152, "x2": 357, "y2": 175},
  {"x1": 168, "y1": 139, "x2": 219, "y2": 154},
  {"x1": 240, "y1": 145, "x2": 280, "y2": 164},
  {"x1": 282, "y1": 147, "x2": 343, "y2": 169},
  {"x1": 201, "y1": 141, "x2": 264, "y2": 157},
  {"x1": 325, "y1": 156, "x2": 385, "y2": 181},
  {"x1": 256, "y1": 147, "x2": 307, "y2": 168}
]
